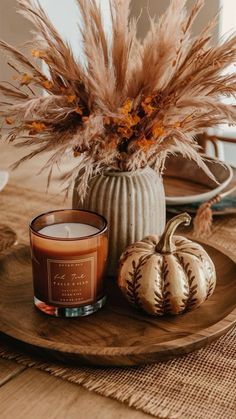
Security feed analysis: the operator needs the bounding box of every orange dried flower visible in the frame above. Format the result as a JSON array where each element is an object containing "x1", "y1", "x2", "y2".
[
  {"x1": 136, "y1": 138, "x2": 155, "y2": 151},
  {"x1": 173, "y1": 122, "x2": 181, "y2": 129},
  {"x1": 41, "y1": 80, "x2": 53, "y2": 90},
  {"x1": 141, "y1": 96, "x2": 155, "y2": 115},
  {"x1": 152, "y1": 124, "x2": 165, "y2": 137},
  {"x1": 143, "y1": 96, "x2": 152, "y2": 104},
  {"x1": 20, "y1": 73, "x2": 31, "y2": 86},
  {"x1": 118, "y1": 113, "x2": 140, "y2": 130},
  {"x1": 66, "y1": 94, "x2": 76, "y2": 103},
  {"x1": 142, "y1": 102, "x2": 155, "y2": 115},
  {"x1": 129, "y1": 114, "x2": 140, "y2": 126},
  {"x1": 119, "y1": 99, "x2": 132, "y2": 115},
  {"x1": 5, "y1": 117, "x2": 14, "y2": 125},
  {"x1": 31, "y1": 50, "x2": 44, "y2": 58},
  {"x1": 117, "y1": 125, "x2": 132, "y2": 138},
  {"x1": 75, "y1": 106, "x2": 83, "y2": 115},
  {"x1": 111, "y1": 117, "x2": 120, "y2": 125},
  {"x1": 27, "y1": 121, "x2": 46, "y2": 134}
]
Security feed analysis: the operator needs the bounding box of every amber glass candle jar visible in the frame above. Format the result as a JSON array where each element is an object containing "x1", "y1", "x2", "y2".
[{"x1": 29, "y1": 209, "x2": 108, "y2": 317}]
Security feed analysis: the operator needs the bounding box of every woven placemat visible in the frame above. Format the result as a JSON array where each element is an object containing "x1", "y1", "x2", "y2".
[
  {"x1": 0, "y1": 183, "x2": 236, "y2": 419},
  {"x1": 0, "y1": 325, "x2": 235, "y2": 419}
]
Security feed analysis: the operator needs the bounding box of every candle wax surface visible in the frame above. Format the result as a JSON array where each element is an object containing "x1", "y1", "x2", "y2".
[{"x1": 38, "y1": 223, "x2": 100, "y2": 239}]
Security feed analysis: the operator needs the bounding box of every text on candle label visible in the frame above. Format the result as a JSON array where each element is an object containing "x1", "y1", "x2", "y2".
[{"x1": 47, "y1": 254, "x2": 97, "y2": 306}]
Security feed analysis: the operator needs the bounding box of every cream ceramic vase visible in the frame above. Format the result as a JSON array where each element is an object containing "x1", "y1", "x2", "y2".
[{"x1": 73, "y1": 167, "x2": 166, "y2": 276}]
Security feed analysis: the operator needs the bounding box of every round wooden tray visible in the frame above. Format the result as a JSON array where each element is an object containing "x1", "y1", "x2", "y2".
[
  {"x1": 164, "y1": 167, "x2": 236, "y2": 216},
  {"x1": 164, "y1": 155, "x2": 233, "y2": 205},
  {"x1": 0, "y1": 243, "x2": 236, "y2": 367}
]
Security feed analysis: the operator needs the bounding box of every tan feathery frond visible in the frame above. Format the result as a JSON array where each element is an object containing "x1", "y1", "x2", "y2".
[
  {"x1": 0, "y1": 83, "x2": 29, "y2": 100},
  {"x1": 127, "y1": 0, "x2": 189, "y2": 96},
  {"x1": 0, "y1": 39, "x2": 45, "y2": 80},
  {"x1": 76, "y1": 0, "x2": 117, "y2": 112},
  {"x1": 18, "y1": 0, "x2": 83, "y2": 83},
  {"x1": 110, "y1": 0, "x2": 136, "y2": 99}
]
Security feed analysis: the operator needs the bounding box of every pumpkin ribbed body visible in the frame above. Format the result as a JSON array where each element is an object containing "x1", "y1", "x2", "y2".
[
  {"x1": 118, "y1": 235, "x2": 216, "y2": 315},
  {"x1": 73, "y1": 167, "x2": 166, "y2": 276}
]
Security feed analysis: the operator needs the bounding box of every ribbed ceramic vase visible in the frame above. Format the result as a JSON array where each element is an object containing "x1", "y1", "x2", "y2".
[{"x1": 73, "y1": 167, "x2": 166, "y2": 276}]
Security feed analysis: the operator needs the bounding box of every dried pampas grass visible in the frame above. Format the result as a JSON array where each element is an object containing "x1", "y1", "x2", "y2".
[{"x1": 1, "y1": 0, "x2": 236, "y2": 197}]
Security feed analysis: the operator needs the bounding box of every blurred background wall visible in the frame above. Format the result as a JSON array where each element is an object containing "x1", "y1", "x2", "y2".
[
  {"x1": 0, "y1": 0, "x2": 34, "y2": 80},
  {"x1": 131, "y1": 0, "x2": 220, "y2": 42},
  {"x1": 0, "y1": 0, "x2": 221, "y2": 80}
]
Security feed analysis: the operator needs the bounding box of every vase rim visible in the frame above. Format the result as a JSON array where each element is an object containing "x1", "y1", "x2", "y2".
[{"x1": 102, "y1": 166, "x2": 152, "y2": 177}]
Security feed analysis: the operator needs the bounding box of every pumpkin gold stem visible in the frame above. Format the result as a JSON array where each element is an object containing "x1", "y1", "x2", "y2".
[{"x1": 155, "y1": 213, "x2": 191, "y2": 254}]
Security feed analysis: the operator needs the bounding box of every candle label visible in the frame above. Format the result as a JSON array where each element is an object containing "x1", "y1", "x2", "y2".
[{"x1": 47, "y1": 253, "x2": 97, "y2": 306}]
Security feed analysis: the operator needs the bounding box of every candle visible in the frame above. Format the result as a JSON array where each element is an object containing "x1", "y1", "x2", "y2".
[
  {"x1": 30, "y1": 210, "x2": 108, "y2": 318},
  {"x1": 39, "y1": 223, "x2": 100, "y2": 238}
]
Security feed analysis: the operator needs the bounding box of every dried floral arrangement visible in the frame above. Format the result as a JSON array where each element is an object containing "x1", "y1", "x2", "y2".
[{"x1": 1, "y1": 0, "x2": 236, "y2": 197}]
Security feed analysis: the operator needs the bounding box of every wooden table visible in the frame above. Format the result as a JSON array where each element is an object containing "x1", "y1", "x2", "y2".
[{"x1": 0, "y1": 143, "x2": 150, "y2": 419}]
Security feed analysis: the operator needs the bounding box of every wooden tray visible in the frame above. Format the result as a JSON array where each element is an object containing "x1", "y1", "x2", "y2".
[
  {"x1": 0, "y1": 243, "x2": 236, "y2": 367},
  {"x1": 164, "y1": 155, "x2": 233, "y2": 205},
  {"x1": 165, "y1": 167, "x2": 236, "y2": 216}
]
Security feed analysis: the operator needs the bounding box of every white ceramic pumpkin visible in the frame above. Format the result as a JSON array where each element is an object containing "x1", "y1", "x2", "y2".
[{"x1": 118, "y1": 213, "x2": 216, "y2": 315}]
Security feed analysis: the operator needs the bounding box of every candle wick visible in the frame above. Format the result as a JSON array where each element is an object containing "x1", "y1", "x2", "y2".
[{"x1": 65, "y1": 226, "x2": 71, "y2": 238}]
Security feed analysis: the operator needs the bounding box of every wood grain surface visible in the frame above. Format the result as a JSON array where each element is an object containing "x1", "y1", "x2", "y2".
[
  {"x1": 0, "y1": 359, "x2": 25, "y2": 386},
  {"x1": 0, "y1": 369, "x2": 150, "y2": 419},
  {"x1": 0, "y1": 242, "x2": 235, "y2": 366},
  {"x1": 0, "y1": 225, "x2": 17, "y2": 253}
]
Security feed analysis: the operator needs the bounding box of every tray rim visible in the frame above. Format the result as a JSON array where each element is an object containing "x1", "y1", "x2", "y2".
[
  {"x1": 167, "y1": 206, "x2": 236, "y2": 216},
  {"x1": 164, "y1": 158, "x2": 234, "y2": 205},
  {"x1": 0, "y1": 240, "x2": 236, "y2": 363}
]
